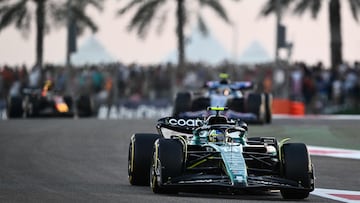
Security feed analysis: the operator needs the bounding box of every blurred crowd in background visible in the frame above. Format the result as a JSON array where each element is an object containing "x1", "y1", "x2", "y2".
[{"x1": 0, "y1": 61, "x2": 359, "y2": 114}]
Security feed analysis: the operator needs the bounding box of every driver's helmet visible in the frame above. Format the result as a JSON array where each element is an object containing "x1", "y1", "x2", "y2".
[
  {"x1": 217, "y1": 86, "x2": 231, "y2": 96},
  {"x1": 208, "y1": 129, "x2": 225, "y2": 143}
]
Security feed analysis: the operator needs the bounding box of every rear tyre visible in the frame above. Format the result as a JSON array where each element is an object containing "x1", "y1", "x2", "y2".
[
  {"x1": 128, "y1": 133, "x2": 162, "y2": 186},
  {"x1": 247, "y1": 93, "x2": 265, "y2": 124},
  {"x1": 173, "y1": 92, "x2": 191, "y2": 116},
  {"x1": 280, "y1": 143, "x2": 313, "y2": 199},
  {"x1": 76, "y1": 95, "x2": 93, "y2": 117},
  {"x1": 7, "y1": 96, "x2": 23, "y2": 118},
  {"x1": 151, "y1": 139, "x2": 184, "y2": 194},
  {"x1": 264, "y1": 93, "x2": 272, "y2": 123},
  {"x1": 228, "y1": 98, "x2": 245, "y2": 112},
  {"x1": 191, "y1": 97, "x2": 210, "y2": 112}
]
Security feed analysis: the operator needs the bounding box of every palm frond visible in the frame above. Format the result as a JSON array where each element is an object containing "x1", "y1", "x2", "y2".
[
  {"x1": 199, "y1": 0, "x2": 229, "y2": 23},
  {"x1": 117, "y1": 0, "x2": 143, "y2": 16},
  {"x1": 260, "y1": 0, "x2": 293, "y2": 16},
  {"x1": 127, "y1": 0, "x2": 166, "y2": 38},
  {"x1": 47, "y1": 1, "x2": 66, "y2": 27},
  {"x1": 0, "y1": 0, "x2": 28, "y2": 30},
  {"x1": 72, "y1": 6, "x2": 98, "y2": 33},
  {"x1": 349, "y1": 0, "x2": 360, "y2": 22},
  {"x1": 155, "y1": 8, "x2": 168, "y2": 35},
  {"x1": 15, "y1": 5, "x2": 31, "y2": 32},
  {"x1": 293, "y1": 0, "x2": 322, "y2": 18},
  {"x1": 197, "y1": 13, "x2": 208, "y2": 36},
  {"x1": 78, "y1": 0, "x2": 104, "y2": 11}
]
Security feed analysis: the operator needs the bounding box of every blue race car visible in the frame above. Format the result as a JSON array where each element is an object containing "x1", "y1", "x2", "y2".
[{"x1": 173, "y1": 74, "x2": 272, "y2": 124}]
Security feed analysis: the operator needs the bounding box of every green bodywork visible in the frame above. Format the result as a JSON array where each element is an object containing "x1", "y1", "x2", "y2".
[{"x1": 208, "y1": 143, "x2": 248, "y2": 186}]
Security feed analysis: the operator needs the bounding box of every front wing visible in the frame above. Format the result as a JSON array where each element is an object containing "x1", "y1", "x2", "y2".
[{"x1": 159, "y1": 174, "x2": 312, "y2": 192}]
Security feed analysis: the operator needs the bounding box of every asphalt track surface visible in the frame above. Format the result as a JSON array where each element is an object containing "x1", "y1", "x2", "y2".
[{"x1": 1, "y1": 118, "x2": 359, "y2": 203}]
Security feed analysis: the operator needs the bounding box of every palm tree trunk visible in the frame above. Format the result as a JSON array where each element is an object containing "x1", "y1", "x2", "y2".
[
  {"x1": 66, "y1": 0, "x2": 77, "y2": 67},
  {"x1": 176, "y1": 0, "x2": 185, "y2": 69},
  {"x1": 35, "y1": 0, "x2": 45, "y2": 69},
  {"x1": 328, "y1": 0, "x2": 342, "y2": 69}
]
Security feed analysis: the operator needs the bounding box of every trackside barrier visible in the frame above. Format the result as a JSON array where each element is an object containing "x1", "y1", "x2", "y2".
[
  {"x1": 272, "y1": 98, "x2": 305, "y2": 116},
  {"x1": 290, "y1": 101, "x2": 305, "y2": 115},
  {"x1": 97, "y1": 105, "x2": 173, "y2": 119},
  {"x1": 0, "y1": 99, "x2": 6, "y2": 120},
  {"x1": 0, "y1": 109, "x2": 7, "y2": 120}
]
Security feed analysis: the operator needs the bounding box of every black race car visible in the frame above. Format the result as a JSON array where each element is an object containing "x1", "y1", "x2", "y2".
[{"x1": 128, "y1": 107, "x2": 315, "y2": 199}]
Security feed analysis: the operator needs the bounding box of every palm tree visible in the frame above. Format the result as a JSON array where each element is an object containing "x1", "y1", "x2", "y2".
[
  {"x1": 0, "y1": 0, "x2": 53, "y2": 68},
  {"x1": 52, "y1": 0, "x2": 105, "y2": 66},
  {"x1": 116, "y1": 0, "x2": 235, "y2": 69},
  {"x1": 261, "y1": 0, "x2": 360, "y2": 69},
  {"x1": 0, "y1": 0, "x2": 104, "y2": 68}
]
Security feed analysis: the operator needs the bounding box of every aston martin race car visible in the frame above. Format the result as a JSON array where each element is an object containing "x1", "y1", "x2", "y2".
[
  {"x1": 7, "y1": 80, "x2": 93, "y2": 118},
  {"x1": 173, "y1": 74, "x2": 272, "y2": 124},
  {"x1": 128, "y1": 107, "x2": 315, "y2": 199}
]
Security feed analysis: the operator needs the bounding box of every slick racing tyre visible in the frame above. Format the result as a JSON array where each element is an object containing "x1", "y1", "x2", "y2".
[
  {"x1": 264, "y1": 93, "x2": 272, "y2": 124},
  {"x1": 128, "y1": 133, "x2": 162, "y2": 186},
  {"x1": 7, "y1": 96, "x2": 23, "y2": 118},
  {"x1": 280, "y1": 143, "x2": 313, "y2": 199},
  {"x1": 76, "y1": 95, "x2": 93, "y2": 117},
  {"x1": 173, "y1": 92, "x2": 191, "y2": 117},
  {"x1": 228, "y1": 98, "x2": 245, "y2": 113},
  {"x1": 191, "y1": 97, "x2": 210, "y2": 112},
  {"x1": 151, "y1": 138, "x2": 184, "y2": 194},
  {"x1": 247, "y1": 93, "x2": 265, "y2": 124}
]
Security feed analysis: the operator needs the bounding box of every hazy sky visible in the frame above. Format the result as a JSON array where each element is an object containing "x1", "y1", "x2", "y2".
[{"x1": 0, "y1": 0, "x2": 359, "y2": 68}]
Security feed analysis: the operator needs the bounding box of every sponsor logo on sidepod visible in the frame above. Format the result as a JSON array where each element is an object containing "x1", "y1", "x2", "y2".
[{"x1": 169, "y1": 118, "x2": 203, "y2": 127}]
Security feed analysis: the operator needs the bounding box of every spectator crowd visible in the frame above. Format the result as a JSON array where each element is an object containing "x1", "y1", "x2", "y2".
[{"x1": 0, "y1": 60, "x2": 359, "y2": 114}]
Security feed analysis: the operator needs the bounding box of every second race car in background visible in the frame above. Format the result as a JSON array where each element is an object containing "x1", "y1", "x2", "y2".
[
  {"x1": 173, "y1": 74, "x2": 272, "y2": 124},
  {"x1": 7, "y1": 80, "x2": 93, "y2": 118}
]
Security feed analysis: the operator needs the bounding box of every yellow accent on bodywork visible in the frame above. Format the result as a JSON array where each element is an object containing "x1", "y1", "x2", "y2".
[
  {"x1": 279, "y1": 138, "x2": 290, "y2": 148},
  {"x1": 279, "y1": 138, "x2": 290, "y2": 161},
  {"x1": 219, "y1": 73, "x2": 229, "y2": 79},
  {"x1": 129, "y1": 135, "x2": 135, "y2": 182},
  {"x1": 207, "y1": 107, "x2": 226, "y2": 111},
  {"x1": 56, "y1": 103, "x2": 69, "y2": 112},
  {"x1": 188, "y1": 156, "x2": 217, "y2": 169},
  {"x1": 130, "y1": 135, "x2": 135, "y2": 173},
  {"x1": 151, "y1": 141, "x2": 159, "y2": 188},
  {"x1": 188, "y1": 159, "x2": 207, "y2": 169}
]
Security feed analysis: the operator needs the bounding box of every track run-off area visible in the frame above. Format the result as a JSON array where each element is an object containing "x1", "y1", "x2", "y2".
[{"x1": 0, "y1": 116, "x2": 360, "y2": 202}]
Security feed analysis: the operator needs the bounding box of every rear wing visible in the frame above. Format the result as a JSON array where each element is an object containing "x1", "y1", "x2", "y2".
[
  {"x1": 229, "y1": 81, "x2": 254, "y2": 91},
  {"x1": 22, "y1": 88, "x2": 42, "y2": 95},
  {"x1": 206, "y1": 81, "x2": 254, "y2": 91}
]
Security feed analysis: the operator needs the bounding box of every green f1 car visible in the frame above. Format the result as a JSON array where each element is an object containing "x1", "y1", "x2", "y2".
[{"x1": 128, "y1": 107, "x2": 315, "y2": 199}]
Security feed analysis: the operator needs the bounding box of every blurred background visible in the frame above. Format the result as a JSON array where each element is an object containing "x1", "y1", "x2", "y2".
[{"x1": 0, "y1": 0, "x2": 359, "y2": 117}]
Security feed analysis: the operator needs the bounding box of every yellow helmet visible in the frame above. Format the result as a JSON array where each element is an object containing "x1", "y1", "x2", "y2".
[{"x1": 208, "y1": 129, "x2": 225, "y2": 142}]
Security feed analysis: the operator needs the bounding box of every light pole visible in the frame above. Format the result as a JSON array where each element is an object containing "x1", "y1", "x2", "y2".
[{"x1": 275, "y1": 0, "x2": 281, "y2": 62}]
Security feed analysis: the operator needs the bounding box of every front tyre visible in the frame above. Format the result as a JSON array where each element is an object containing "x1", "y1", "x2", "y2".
[
  {"x1": 280, "y1": 143, "x2": 314, "y2": 199},
  {"x1": 128, "y1": 133, "x2": 162, "y2": 186},
  {"x1": 151, "y1": 139, "x2": 184, "y2": 194}
]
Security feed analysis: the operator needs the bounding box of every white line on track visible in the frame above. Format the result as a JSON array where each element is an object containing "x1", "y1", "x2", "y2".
[
  {"x1": 313, "y1": 188, "x2": 360, "y2": 203},
  {"x1": 308, "y1": 146, "x2": 360, "y2": 160},
  {"x1": 274, "y1": 114, "x2": 360, "y2": 120}
]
